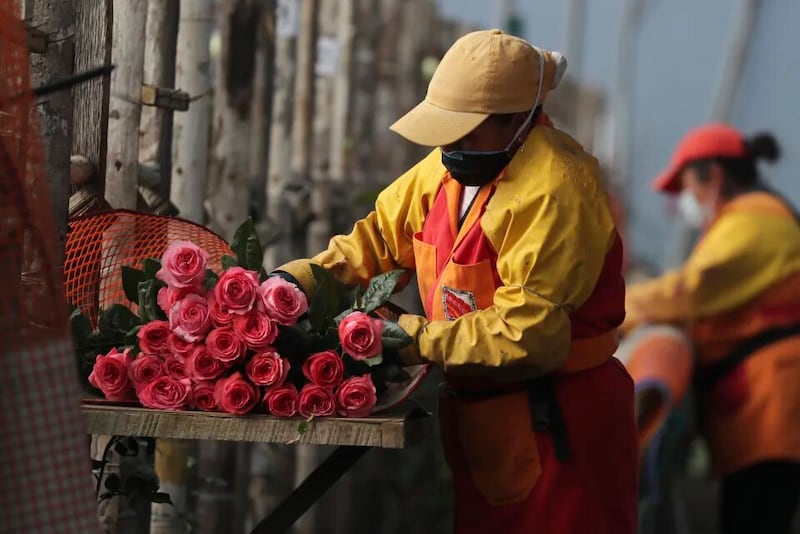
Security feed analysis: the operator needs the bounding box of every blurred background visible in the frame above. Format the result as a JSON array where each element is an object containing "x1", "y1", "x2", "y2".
[{"x1": 15, "y1": 0, "x2": 799, "y2": 532}]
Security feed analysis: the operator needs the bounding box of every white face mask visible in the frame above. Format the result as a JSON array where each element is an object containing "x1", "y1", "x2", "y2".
[{"x1": 677, "y1": 190, "x2": 713, "y2": 228}]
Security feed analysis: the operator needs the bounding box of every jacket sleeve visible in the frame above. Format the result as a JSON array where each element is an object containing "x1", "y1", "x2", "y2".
[
  {"x1": 625, "y1": 208, "x2": 800, "y2": 328},
  {"x1": 400, "y1": 137, "x2": 618, "y2": 379},
  {"x1": 276, "y1": 150, "x2": 444, "y2": 294}
]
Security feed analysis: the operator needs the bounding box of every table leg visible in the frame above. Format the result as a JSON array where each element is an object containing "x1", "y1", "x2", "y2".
[{"x1": 249, "y1": 445, "x2": 370, "y2": 534}]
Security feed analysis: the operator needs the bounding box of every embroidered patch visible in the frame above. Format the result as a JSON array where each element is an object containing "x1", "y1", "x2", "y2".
[{"x1": 441, "y1": 285, "x2": 478, "y2": 320}]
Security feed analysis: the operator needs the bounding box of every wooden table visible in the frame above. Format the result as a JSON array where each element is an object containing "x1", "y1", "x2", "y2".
[{"x1": 83, "y1": 403, "x2": 432, "y2": 533}]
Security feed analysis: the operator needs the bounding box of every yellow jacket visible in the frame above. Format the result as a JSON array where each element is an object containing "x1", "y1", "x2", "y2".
[
  {"x1": 279, "y1": 127, "x2": 621, "y2": 378},
  {"x1": 625, "y1": 192, "x2": 800, "y2": 330}
]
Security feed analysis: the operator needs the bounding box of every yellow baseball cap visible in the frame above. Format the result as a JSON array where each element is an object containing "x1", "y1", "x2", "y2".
[{"x1": 390, "y1": 29, "x2": 567, "y2": 147}]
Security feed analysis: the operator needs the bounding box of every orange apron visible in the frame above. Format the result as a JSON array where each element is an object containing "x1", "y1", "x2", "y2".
[
  {"x1": 413, "y1": 175, "x2": 638, "y2": 533},
  {"x1": 691, "y1": 272, "x2": 800, "y2": 475}
]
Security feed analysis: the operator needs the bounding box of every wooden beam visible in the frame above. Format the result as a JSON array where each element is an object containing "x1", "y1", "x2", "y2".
[{"x1": 82, "y1": 403, "x2": 430, "y2": 449}]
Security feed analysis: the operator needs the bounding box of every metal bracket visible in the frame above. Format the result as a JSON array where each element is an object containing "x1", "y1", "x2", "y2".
[
  {"x1": 140, "y1": 85, "x2": 190, "y2": 111},
  {"x1": 24, "y1": 24, "x2": 48, "y2": 54}
]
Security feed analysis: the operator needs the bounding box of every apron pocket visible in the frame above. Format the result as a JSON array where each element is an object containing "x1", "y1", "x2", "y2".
[{"x1": 454, "y1": 390, "x2": 541, "y2": 506}]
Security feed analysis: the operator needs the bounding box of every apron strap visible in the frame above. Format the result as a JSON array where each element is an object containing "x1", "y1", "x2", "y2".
[{"x1": 528, "y1": 378, "x2": 571, "y2": 462}]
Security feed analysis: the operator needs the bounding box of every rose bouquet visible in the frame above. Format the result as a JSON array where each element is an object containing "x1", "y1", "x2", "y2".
[{"x1": 72, "y1": 219, "x2": 423, "y2": 420}]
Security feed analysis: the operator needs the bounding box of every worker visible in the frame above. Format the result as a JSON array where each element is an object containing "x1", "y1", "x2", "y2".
[
  {"x1": 276, "y1": 30, "x2": 637, "y2": 533},
  {"x1": 624, "y1": 124, "x2": 800, "y2": 534}
]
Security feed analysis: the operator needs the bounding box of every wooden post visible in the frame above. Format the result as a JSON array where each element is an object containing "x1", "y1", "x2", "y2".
[
  {"x1": 205, "y1": 0, "x2": 259, "y2": 241},
  {"x1": 264, "y1": 0, "x2": 298, "y2": 269},
  {"x1": 139, "y1": 0, "x2": 179, "y2": 199},
  {"x1": 284, "y1": 0, "x2": 318, "y2": 259},
  {"x1": 27, "y1": 0, "x2": 74, "y2": 256},
  {"x1": 138, "y1": 2, "x2": 190, "y2": 533},
  {"x1": 72, "y1": 0, "x2": 112, "y2": 197},
  {"x1": 288, "y1": 4, "x2": 319, "y2": 533},
  {"x1": 348, "y1": 0, "x2": 379, "y2": 196},
  {"x1": 305, "y1": 0, "x2": 338, "y2": 254},
  {"x1": 104, "y1": 0, "x2": 146, "y2": 209},
  {"x1": 171, "y1": 0, "x2": 213, "y2": 224},
  {"x1": 249, "y1": 2, "x2": 276, "y2": 240}
]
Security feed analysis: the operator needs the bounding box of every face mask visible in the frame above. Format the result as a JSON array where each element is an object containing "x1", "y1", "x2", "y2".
[
  {"x1": 441, "y1": 47, "x2": 546, "y2": 187},
  {"x1": 677, "y1": 190, "x2": 713, "y2": 228}
]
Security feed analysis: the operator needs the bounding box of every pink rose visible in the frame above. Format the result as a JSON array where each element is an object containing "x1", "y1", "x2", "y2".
[
  {"x1": 298, "y1": 384, "x2": 336, "y2": 418},
  {"x1": 264, "y1": 383, "x2": 299, "y2": 417},
  {"x1": 164, "y1": 355, "x2": 188, "y2": 379},
  {"x1": 246, "y1": 350, "x2": 290, "y2": 387},
  {"x1": 336, "y1": 375, "x2": 377, "y2": 418},
  {"x1": 89, "y1": 348, "x2": 135, "y2": 401},
  {"x1": 190, "y1": 381, "x2": 219, "y2": 412},
  {"x1": 169, "y1": 294, "x2": 212, "y2": 342},
  {"x1": 156, "y1": 241, "x2": 209, "y2": 288},
  {"x1": 214, "y1": 372, "x2": 259, "y2": 415},
  {"x1": 138, "y1": 320, "x2": 171, "y2": 355},
  {"x1": 233, "y1": 311, "x2": 278, "y2": 351},
  {"x1": 186, "y1": 345, "x2": 228, "y2": 381},
  {"x1": 128, "y1": 354, "x2": 165, "y2": 392},
  {"x1": 157, "y1": 286, "x2": 195, "y2": 315},
  {"x1": 167, "y1": 333, "x2": 196, "y2": 357},
  {"x1": 205, "y1": 327, "x2": 246, "y2": 364},
  {"x1": 260, "y1": 277, "x2": 308, "y2": 326},
  {"x1": 214, "y1": 266, "x2": 260, "y2": 315},
  {"x1": 138, "y1": 375, "x2": 191, "y2": 410},
  {"x1": 207, "y1": 293, "x2": 233, "y2": 326},
  {"x1": 302, "y1": 351, "x2": 344, "y2": 389},
  {"x1": 338, "y1": 312, "x2": 384, "y2": 360}
]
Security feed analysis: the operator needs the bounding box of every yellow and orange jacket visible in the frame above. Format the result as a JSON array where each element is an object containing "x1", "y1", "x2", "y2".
[
  {"x1": 279, "y1": 126, "x2": 626, "y2": 380},
  {"x1": 279, "y1": 126, "x2": 638, "y2": 531},
  {"x1": 625, "y1": 192, "x2": 800, "y2": 475}
]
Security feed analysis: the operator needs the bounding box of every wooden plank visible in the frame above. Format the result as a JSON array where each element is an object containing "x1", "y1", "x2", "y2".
[{"x1": 82, "y1": 404, "x2": 429, "y2": 449}]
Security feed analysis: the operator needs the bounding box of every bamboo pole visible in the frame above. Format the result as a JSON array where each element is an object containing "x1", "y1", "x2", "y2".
[
  {"x1": 171, "y1": 0, "x2": 213, "y2": 224},
  {"x1": 104, "y1": 0, "x2": 146, "y2": 209}
]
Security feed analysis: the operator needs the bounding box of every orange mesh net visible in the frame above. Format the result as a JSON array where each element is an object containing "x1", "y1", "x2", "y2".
[
  {"x1": 65, "y1": 210, "x2": 233, "y2": 324},
  {"x1": 1, "y1": 3, "x2": 102, "y2": 531},
  {"x1": 0, "y1": 0, "x2": 66, "y2": 346}
]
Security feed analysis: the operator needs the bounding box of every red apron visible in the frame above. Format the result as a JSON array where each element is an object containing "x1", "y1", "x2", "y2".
[{"x1": 413, "y1": 176, "x2": 638, "y2": 533}]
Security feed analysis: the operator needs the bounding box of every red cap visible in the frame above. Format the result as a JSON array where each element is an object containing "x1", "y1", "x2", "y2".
[{"x1": 651, "y1": 124, "x2": 748, "y2": 194}]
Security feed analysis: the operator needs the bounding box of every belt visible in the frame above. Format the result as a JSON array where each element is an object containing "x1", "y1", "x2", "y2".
[{"x1": 694, "y1": 322, "x2": 800, "y2": 392}]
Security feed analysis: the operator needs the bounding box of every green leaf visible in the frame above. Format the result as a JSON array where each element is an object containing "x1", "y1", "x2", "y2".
[
  {"x1": 297, "y1": 420, "x2": 308, "y2": 435},
  {"x1": 99, "y1": 304, "x2": 141, "y2": 335},
  {"x1": 204, "y1": 269, "x2": 219, "y2": 291},
  {"x1": 143, "y1": 258, "x2": 162, "y2": 280},
  {"x1": 380, "y1": 321, "x2": 414, "y2": 350},
  {"x1": 123, "y1": 325, "x2": 142, "y2": 346},
  {"x1": 307, "y1": 265, "x2": 341, "y2": 332},
  {"x1": 150, "y1": 492, "x2": 173, "y2": 505},
  {"x1": 362, "y1": 354, "x2": 384, "y2": 367},
  {"x1": 333, "y1": 308, "x2": 354, "y2": 325},
  {"x1": 221, "y1": 255, "x2": 237, "y2": 270},
  {"x1": 121, "y1": 266, "x2": 146, "y2": 305},
  {"x1": 69, "y1": 307, "x2": 93, "y2": 344},
  {"x1": 361, "y1": 270, "x2": 406, "y2": 314},
  {"x1": 230, "y1": 218, "x2": 263, "y2": 272},
  {"x1": 345, "y1": 285, "x2": 363, "y2": 309},
  {"x1": 138, "y1": 280, "x2": 161, "y2": 323}
]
